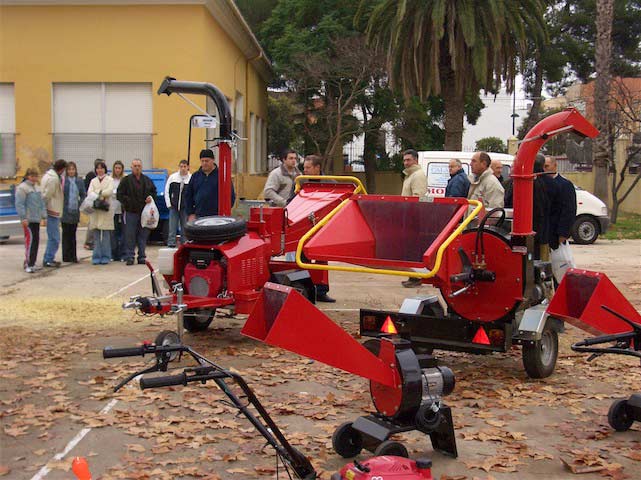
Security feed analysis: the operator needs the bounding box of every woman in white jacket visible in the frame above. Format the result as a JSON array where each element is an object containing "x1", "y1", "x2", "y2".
[{"x1": 88, "y1": 160, "x2": 115, "y2": 265}]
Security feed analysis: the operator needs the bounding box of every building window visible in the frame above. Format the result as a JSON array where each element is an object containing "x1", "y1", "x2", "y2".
[
  {"x1": 234, "y1": 92, "x2": 245, "y2": 174},
  {"x1": 52, "y1": 83, "x2": 152, "y2": 175},
  {"x1": 259, "y1": 117, "x2": 267, "y2": 173},
  {"x1": 249, "y1": 112, "x2": 257, "y2": 173},
  {"x1": 0, "y1": 83, "x2": 16, "y2": 177},
  {"x1": 249, "y1": 113, "x2": 268, "y2": 174}
]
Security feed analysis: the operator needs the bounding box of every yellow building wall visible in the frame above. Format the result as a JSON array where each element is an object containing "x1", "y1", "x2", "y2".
[{"x1": 0, "y1": 4, "x2": 268, "y2": 198}]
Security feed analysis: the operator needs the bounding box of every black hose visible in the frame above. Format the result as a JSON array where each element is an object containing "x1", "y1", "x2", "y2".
[{"x1": 475, "y1": 208, "x2": 506, "y2": 259}]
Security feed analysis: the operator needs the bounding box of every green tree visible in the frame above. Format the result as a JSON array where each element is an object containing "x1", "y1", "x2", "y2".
[
  {"x1": 234, "y1": 0, "x2": 278, "y2": 33},
  {"x1": 267, "y1": 94, "x2": 303, "y2": 157},
  {"x1": 475, "y1": 137, "x2": 508, "y2": 154},
  {"x1": 520, "y1": 0, "x2": 641, "y2": 136},
  {"x1": 360, "y1": 0, "x2": 546, "y2": 150}
]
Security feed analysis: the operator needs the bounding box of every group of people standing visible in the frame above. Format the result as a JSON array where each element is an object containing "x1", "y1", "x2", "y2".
[
  {"x1": 399, "y1": 149, "x2": 577, "y2": 287},
  {"x1": 15, "y1": 159, "x2": 90, "y2": 272},
  {"x1": 15, "y1": 157, "x2": 159, "y2": 272}
]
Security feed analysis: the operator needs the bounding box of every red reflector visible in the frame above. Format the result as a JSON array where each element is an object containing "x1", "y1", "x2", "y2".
[
  {"x1": 472, "y1": 327, "x2": 490, "y2": 345},
  {"x1": 381, "y1": 316, "x2": 398, "y2": 335}
]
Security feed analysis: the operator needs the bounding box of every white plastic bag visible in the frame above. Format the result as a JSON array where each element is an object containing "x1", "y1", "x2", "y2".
[
  {"x1": 141, "y1": 198, "x2": 159, "y2": 229},
  {"x1": 550, "y1": 241, "x2": 575, "y2": 283},
  {"x1": 80, "y1": 191, "x2": 98, "y2": 215}
]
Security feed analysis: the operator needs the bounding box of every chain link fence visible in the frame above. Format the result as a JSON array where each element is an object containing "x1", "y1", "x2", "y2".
[
  {"x1": 53, "y1": 133, "x2": 153, "y2": 176},
  {"x1": 0, "y1": 133, "x2": 17, "y2": 178}
]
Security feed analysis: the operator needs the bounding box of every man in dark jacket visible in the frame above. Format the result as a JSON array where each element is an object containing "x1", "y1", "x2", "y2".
[
  {"x1": 445, "y1": 159, "x2": 470, "y2": 198},
  {"x1": 544, "y1": 156, "x2": 576, "y2": 250},
  {"x1": 117, "y1": 158, "x2": 157, "y2": 265},
  {"x1": 184, "y1": 149, "x2": 235, "y2": 221}
]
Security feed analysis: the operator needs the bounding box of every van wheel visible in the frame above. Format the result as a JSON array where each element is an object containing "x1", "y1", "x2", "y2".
[{"x1": 571, "y1": 215, "x2": 599, "y2": 244}]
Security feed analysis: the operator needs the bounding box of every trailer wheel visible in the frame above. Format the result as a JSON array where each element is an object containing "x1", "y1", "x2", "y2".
[
  {"x1": 155, "y1": 330, "x2": 181, "y2": 362},
  {"x1": 332, "y1": 422, "x2": 363, "y2": 458},
  {"x1": 183, "y1": 309, "x2": 215, "y2": 332},
  {"x1": 522, "y1": 323, "x2": 558, "y2": 378},
  {"x1": 608, "y1": 399, "x2": 634, "y2": 431},
  {"x1": 184, "y1": 216, "x2": 247, "y2": 243},
  {"x1": 374, "y1": 440, "x2": 409, "y2": 458}
]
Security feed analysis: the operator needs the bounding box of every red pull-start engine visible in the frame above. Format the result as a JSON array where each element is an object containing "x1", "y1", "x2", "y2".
[{"x1": 332, "y1": 456, "x2": 434, "y2": 480}]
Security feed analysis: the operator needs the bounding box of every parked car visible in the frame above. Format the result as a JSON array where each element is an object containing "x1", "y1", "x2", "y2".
[
  {"x1": 0, "y1": 185, "x2": 22, "y2": 243},
  {"x1": 418, "y1": 151, "x2": 609, "y2": 244}
]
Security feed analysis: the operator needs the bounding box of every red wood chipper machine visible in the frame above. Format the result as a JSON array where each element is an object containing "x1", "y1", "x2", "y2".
[
  {"x1": 124, "y1": 77, "x2": 366, "y2": 346},
  {"x1": 241, "y1": 108, "x2": 641, "y2": 458}
]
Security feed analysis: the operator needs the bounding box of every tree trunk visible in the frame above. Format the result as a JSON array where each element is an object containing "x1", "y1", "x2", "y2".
[
  {"x1": 442, "y1": 68, "x2": 465, "y2": 151},
  {"x1": 592, "y1": 0, "x2": 615, "y2": 203},
  {"x1": 522, "y1": 51, "x2": 544, "y2": 136}
]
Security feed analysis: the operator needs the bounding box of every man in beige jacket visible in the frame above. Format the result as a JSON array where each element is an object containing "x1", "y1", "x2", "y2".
[
  {"x1": 41, "y1": 159, "x2": 67, "y2": 267},
  {"x1": 401, "y1": 149, "x2": 428, "y2": 197},
  {"x1": 468, "y1": 151, "x2": 504, "y2": 209},
  {"x1": 400, "y1": 149, "x2": 428, "y2": 288}
]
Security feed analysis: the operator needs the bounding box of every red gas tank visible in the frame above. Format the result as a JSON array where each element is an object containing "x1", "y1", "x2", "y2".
[
  {"x1": 332, "y1": 456, "x2": 433, "y2": 480},
  {"x1": 184, "y1": 260, "x2": 224, "y2": 297}
]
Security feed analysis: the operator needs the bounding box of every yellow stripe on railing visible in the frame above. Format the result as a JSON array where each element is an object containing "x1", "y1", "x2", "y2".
[
  {"x1": 295, "y1": 199, "x2": 483, "y2": 279},
  {"x1": 294, "y1": 175, "x2": 367, "y2": 194}
]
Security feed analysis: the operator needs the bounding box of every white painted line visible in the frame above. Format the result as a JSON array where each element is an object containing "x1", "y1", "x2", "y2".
[
  {"x1": 319, "y1": 308, "x2": 360, "y2": 312},
  {"x1": 30, "y1": 399, "x2": 118, "y2": 480},
  {"x1": 105, "y1": 270, "x2": 158, "y2": 299}
]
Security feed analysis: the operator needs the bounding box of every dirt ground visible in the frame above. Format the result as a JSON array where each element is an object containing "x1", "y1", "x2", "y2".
[{"x1": 0, "y1": 232, "x2": 640, "y2": 479}]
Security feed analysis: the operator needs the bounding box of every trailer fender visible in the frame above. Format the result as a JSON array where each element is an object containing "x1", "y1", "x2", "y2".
[{"x1": 514, "y1": 304, "x2": 564, "y2": 342}]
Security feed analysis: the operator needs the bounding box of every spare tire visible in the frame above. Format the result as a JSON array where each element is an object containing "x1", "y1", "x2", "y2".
[{"x1": 184, "y1": 216, "x2": 247, "y2": 243}]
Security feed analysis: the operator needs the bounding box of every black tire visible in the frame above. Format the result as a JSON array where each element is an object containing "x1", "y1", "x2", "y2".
[
  {"x1": 332, "y1": 422, "x2": 363, "y2": 458},
  {"x1": 154, "y1": 330, "x2": 181, "y2": 362},
  {"x1": 571, "y1": 215, "x2": 600, "y2": 245},
  {"x1": 522, "y1": 323, "x2": 558, "y2": 379},
  {"x1": 608, "y1": 399, "x2": 634, "y2": 431},
  {"x1": 183, "y1": 309, "x2": 215, "y2": 332},
  {"x1": 415, "y1": 403, "x2": 442, "y2": 432},
  {"x1": 184, "y1": 216, "x2": 247, "y2": 244},
  {"x1": 373, "y1": 440, "x2": 409, "y2": 458}
]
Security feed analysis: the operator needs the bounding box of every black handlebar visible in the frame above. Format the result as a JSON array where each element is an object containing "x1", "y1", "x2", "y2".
[
  {"x1": 140, "y1": 372, "x2": 187, "y2": 389},
  {"x1": 103, "y1": 346, "x2": 146, "y2": 358}
]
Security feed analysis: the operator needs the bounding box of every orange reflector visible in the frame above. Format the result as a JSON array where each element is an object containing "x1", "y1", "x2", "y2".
[
  {"x1": 472, "y1": 327, "x2": 490, "y2": 345},
  {"x1": 381, "y1": 316, "x2": 398, "y2": 335}
]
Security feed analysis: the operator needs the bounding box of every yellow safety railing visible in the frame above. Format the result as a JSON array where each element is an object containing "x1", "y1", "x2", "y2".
[
  {"x1": 295, "y1": 199, "x2": 483, "y2": 279},
  {"x1": 294, "y1": 175, "x2": 367, "y2": 194}
]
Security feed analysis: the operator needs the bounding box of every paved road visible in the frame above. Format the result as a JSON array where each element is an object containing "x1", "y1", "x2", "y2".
[{"x1": 0, "y1": 236, "x2": 639, "y2": 479}]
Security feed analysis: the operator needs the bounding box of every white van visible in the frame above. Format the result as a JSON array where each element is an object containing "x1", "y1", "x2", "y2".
[{"x1": 418, "y1": 151, "x2": 610, "y2": 244}]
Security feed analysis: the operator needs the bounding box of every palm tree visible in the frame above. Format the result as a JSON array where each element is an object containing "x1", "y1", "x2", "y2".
[
  {"x1": 592, "y1": 0, "x2": 615, "y2": 203},
  {"x1": 360, "y1": 0, "x2": 546, "y2": 150}
]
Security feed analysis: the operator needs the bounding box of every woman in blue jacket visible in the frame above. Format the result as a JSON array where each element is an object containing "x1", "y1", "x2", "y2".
[{"x1": 61, "y1": 161, "x2": 86, "y2": 263}]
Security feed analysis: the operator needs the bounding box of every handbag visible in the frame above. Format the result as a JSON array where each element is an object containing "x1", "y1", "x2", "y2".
[
  {"x1": 550, "y1": 241, "x2": 576, "y2": 283},
  {"x1": 93, "y1": 192, "x2": 110, "y2": 212}
]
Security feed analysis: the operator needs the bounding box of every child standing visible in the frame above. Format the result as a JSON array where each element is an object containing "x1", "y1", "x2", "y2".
[{"x1": 15, "y1": 168, "x2": 46, "y2": 273}]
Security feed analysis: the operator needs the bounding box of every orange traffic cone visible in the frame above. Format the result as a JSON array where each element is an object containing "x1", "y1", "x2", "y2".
[{"x1": 71, "y1": 457, "x2": 92, "y2": 480}]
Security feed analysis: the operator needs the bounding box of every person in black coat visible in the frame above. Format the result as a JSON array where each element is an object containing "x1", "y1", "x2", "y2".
[
  {"x1": 544, "y1": 156, "x2": 576, "y2": 250},
  {"x1": 183, "y1": 149, "x2": 235, "y2": 220},
  {"x1": 116, "y1": 158, "x2": 157, "y2": 265}
]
